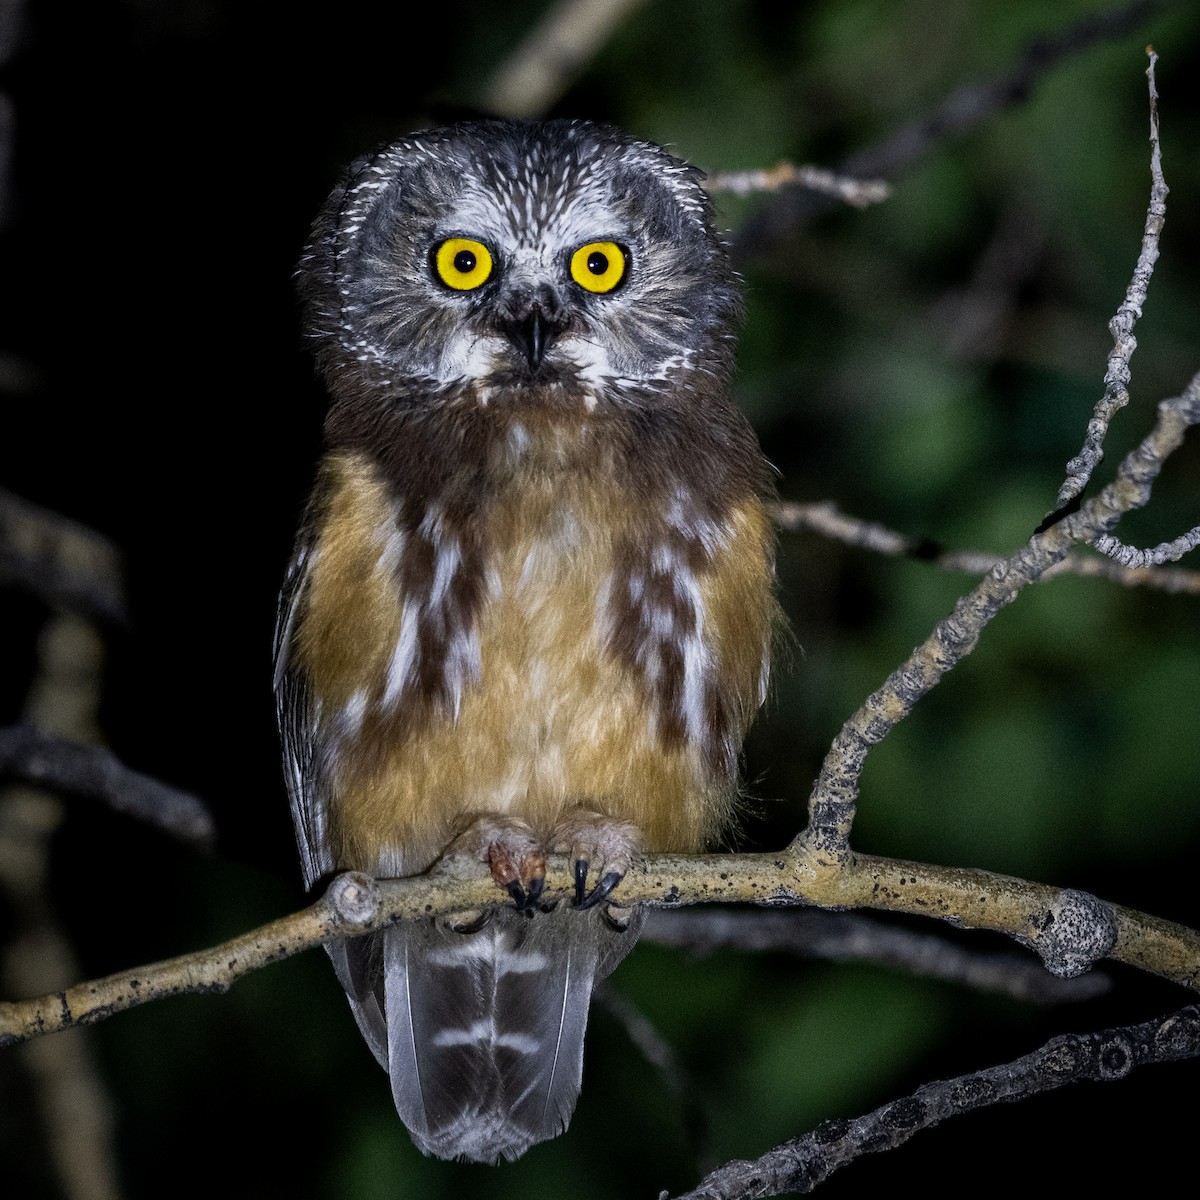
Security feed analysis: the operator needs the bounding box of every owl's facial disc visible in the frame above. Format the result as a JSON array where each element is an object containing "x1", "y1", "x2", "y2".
[
  {"x1": 304, "y1": 120, "x2": 742, "y2": 407},
  {"x1": 428, "y1": 238, "x2": 629, "y2": 389}
]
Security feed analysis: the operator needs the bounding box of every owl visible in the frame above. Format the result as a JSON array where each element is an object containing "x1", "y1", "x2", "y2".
[{"x1": 273, "y1": 118, "x2": 776, "y2": 1163}]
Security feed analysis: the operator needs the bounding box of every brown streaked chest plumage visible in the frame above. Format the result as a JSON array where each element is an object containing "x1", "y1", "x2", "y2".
[{"x1": 291, "y1": 395, "x2": 774, "y2": 876}]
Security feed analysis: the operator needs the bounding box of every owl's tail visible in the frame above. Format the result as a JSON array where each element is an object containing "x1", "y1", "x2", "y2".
[{"x1": 329, "y1": 904, "x2": 641, "y2": 1163}]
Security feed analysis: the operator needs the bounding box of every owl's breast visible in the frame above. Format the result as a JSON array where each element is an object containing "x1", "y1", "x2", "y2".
[{"x1": 294, "y1": 445, "x2": 772, "y2": 872}]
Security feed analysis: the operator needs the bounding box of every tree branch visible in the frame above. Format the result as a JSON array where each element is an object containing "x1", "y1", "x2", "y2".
[
  {"x1": 801, "y1": 371, "x2": 1200, "y2": 857},
  {"x1": 5, "y1": 840, "x2": 1200, "y2": 1047},
  {"x1": 1092, "y1": 522, "x2": 1200, "y2": 568},
  {"x1": 642, "y1": 908, "x2": 1109, "y2": 1005},
  {"x1": 731, "y1": 0, "x2": 1169, "y2": 263},
  {"x1": 800, "y1": 51, "x2": 1191, "y2": 856},
  {"x1": 0, "y1": 487, "x2": 127, "y2": 627},
  {"x1": 663, "y1": 1003, "x2": 1200, "y2": 1198},
  {"x1": 706, "y1": 163, "x2": 889, "y2": 209},
  {"x1": 595, "y1": 982, "x2": 714, "y2": 1172},
  {"x1": 479, "y1": 0, "x2": 649, "y2": 118},
  {"x1": 0, "y1": 723, "x2": 214, "y2": 850},
  {"x1": 1051, "y1": 47, "x2": 1168, "y2": 517},
  {"x1": 771, "y1": 501, "x2": 1200, "y2": 594}
]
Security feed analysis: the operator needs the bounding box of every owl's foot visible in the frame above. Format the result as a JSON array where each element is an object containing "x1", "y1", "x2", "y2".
[
  {"x1": 549, "y1": 811, "x2": 642, "y2": 910},
  {"x1": 445, "y1": 816, "x2": 547, "y2": 913}
]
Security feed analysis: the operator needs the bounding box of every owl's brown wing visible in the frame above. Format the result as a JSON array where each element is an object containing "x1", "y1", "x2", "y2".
[
  {"x1": 272, "y1": 537, "x2": 333, "y2": 892},
  {"x1": 273, "y1": 534, "x2": 395, "y2": 1067}
]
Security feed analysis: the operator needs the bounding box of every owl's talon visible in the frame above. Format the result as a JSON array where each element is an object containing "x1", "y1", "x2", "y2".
[
  {"x1": 573, "y1": 858, "x2": 591, "y2": 906},
  {"x1": 449, "y1": 908, "x2": 493, "y2": 934},
  {"x1": 465, "y1": 821, "x2": 546, "y2": 911},
  {"x1": 578, "y1": 869, "x2": 623, "y2": 911},
  {"x1": 602, "y1": 902, "x2": 634, "y2": 932}
]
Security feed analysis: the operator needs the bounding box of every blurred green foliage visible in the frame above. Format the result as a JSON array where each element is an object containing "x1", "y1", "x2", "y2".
[{"x1": 2, "y1": 0, "x2": 1198, "y2": 1196}]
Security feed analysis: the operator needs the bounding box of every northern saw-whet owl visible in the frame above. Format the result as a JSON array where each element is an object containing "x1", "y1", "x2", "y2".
[{"x1": 274, "y1": 118, "x2": 776, "y2": 1164}]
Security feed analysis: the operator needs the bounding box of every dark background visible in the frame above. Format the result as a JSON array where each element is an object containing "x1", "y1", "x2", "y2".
[{"x1": 2, "y1": 1, "x2": 1198, "y2": 1196}]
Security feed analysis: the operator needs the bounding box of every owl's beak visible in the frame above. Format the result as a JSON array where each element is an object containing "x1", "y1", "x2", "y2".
[{"x1": 500, "y1": 306, "x2": 568, "y2": 373}]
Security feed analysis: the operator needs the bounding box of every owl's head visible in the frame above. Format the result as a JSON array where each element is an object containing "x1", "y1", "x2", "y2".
[{"x1": 299, "y1": 119, "x2": 741, "y2": 407}]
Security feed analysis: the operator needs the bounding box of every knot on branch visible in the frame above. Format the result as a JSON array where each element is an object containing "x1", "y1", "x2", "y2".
[
  {"x1": 1094, "y1": 1032, "x2": 1134, "y2": 1081},
  {"x1": 1151, "y1": 1005, "x2": 1200, "y2": 1060},
  {"x1": 324, "y1": 871, "x2": 381, "y2": 931},
  {"x1": 878, "y1": 1096, "x2": 927, "y2": 1135},
  {"x1": 1035, "y1": 889, "x2": 1118, "y2": 978},
  {"x1": 1042, "y1": 1034, "x2": 1089, "y2": 1077}
]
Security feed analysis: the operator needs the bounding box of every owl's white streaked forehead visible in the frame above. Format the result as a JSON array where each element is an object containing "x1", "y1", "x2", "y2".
[
  {"x1": 453, "y1": 156, "x2": 613, "y2": 248},
  {"x1": 342, "y1": 120, "x2": 709, "y2": 250}
]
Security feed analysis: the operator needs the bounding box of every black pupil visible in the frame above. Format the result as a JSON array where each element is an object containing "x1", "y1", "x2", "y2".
[
  {"x1": 586, "y1": 250, "x2": 609, "y2": 275},
  {"x1": 453, "y1": 249, "x2": 477, "y2": 274}
]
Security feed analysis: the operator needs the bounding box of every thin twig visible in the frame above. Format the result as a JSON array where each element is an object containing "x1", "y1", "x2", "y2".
[
  {"x1": 595, "y1": 983, "x2": 714, "y2": 1172},
  {"x1": 0, "y1": 724, "x2": 215, "y2": 850},
  {"x1": 664, "y1": 1004, "x2": 1200, "y2": 1198},
  {"x1": 801, "y1": 375, "x2": 1200, "y2": 857},
  {"x1": 1092, "y1": 521, "x2": 1200, "y2": 567},
  {"x1": 1051, "y1": 48, "x2": 1168, "y2": 516},
  {"x1": 771, "y1": 500, "x2": 1200, "y2": 594},
  {"x1": 798, "y1": 54, "x2": 1188, "y2": 857},
  {"x1": 707, "y1": 163, "x2": 889, "y2": 208}
]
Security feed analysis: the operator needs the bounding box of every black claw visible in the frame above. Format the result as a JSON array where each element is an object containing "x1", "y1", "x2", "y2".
[
  {"x1": 574, "y1": 858, "x2": 590, "y2": 906},
  {"x1": 450, "y1": 909, "x2": 493, "y2": 934},
  {"x1": 601, "y1": 904, "x2": 632, "y2": 932},
  {"x1": 578, "y1": 869, "x2": 623, "y2": 911},
  {"x1": 504, "y1": 879, "x2": 528, "y2": 909},
  {"x1": 525, "y1": 875, "x2": 545, "y2": 907}
]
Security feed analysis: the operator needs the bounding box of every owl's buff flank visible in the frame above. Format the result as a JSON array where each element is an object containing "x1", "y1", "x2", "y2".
[{"x1": 275, "y1": 118, "x2": 776, "y2": 1163}]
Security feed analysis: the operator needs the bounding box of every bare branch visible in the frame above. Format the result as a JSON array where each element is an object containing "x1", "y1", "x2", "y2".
[
  {"x1": 796, "y1": 52, "x2": 1190, "y2": 858},
  {"x1": 771, "y1": 500, "x2": 1200, "y2": 594},
  {"x1": 732, "y1": 0, "x2": 1168, "y2": 262},
  {"x1": 1093, "y1": 520, "x2": 1200, "y2": 568},
  {"x1": 0, "y1": 871, "x2": 382, "y2": 1046},
  {"x1": 643, "y1": 908, "x2": 1109, "y2": 1005},
  {"x1": 664, "y1": 1004, "x2": 1200, "y2": 1198},
  {"x1": 0, "y1": 487, "x2": 127, "y2": 627},
  {"x1": 0, "y1": 723, "x2": 215, "y2": 850},
  {"x1": 707, "y1": 163, "x2": 889, "y2": 209},
  {"x1": 479, "y1": 0, "x2": 648, "y2": 118},
  {"x1": 801, "y1": 377, "x2": 1200, "y2": 857},
  {"x1": 5, "y1": 838, "x2": 1199, "y2": 1046},
  {"x1": 1, "y1": 614, "x2": 124, "y2": 1199},
  {"x1": 1051, "y1": 48, "x2": 1168, "y2": 516}
]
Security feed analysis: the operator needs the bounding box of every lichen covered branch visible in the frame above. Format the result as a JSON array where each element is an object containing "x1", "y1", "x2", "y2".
[
  {"x1": 665, "y1": 1004, "x2": 1200, "y2": 1198},
  {"x1": 5, "y1": 842, "x2": 1200, "y2": 1047},
  {"x1": 1052, "y1": 48, "x2": 1168, "y2": 515}
]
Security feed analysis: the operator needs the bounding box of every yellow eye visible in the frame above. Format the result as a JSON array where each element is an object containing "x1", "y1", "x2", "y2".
[
  {"x1": 570, "y1": 241, "x2": 626, "y2": 294},
  {"x1": 434, "y1": 238, "x2": 494, "y2": 290}
]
